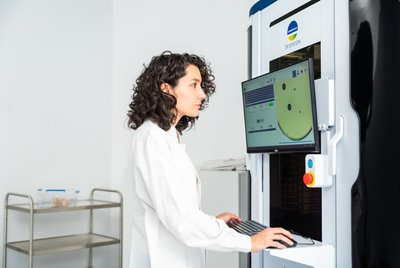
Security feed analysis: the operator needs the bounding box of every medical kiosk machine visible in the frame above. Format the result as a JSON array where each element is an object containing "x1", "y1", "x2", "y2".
[{"x1": 245, "y1": 0, "x2": 400, "y2": 267}]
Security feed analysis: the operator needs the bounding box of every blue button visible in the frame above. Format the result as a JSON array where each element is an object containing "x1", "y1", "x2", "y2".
[{"x1": 307, "y1": 159, "x2": 313, "y2": 168}]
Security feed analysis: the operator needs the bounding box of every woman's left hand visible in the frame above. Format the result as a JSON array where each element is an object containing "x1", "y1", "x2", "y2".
[{"x1": 216, "y1": 212, "x2": 241, "y2": 223}]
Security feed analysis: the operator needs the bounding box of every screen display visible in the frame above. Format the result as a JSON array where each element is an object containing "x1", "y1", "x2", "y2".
[{"x1": 241, "y1": 59, "x2": 319, "y2": 153}]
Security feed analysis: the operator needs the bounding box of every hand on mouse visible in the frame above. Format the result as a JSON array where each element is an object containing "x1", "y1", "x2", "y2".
[{"x1": 250, "y1": 227, "x2": 294, "y2": 252}]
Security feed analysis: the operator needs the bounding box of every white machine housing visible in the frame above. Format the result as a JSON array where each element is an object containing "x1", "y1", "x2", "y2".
[{"x1": 247, "y1": 0, "x2": 359, "y2": 267}]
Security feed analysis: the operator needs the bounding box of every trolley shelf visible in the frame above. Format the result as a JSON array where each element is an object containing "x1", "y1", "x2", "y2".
[
  {"x1": 6, "y1": 199, "x2": 121, "y2": 214},
  {"x1": 3, "y1": 188, "x2": 123, "y2": 268},
  {"x1": 6, "y1": 233, "x2": 120, "y2": 255}
]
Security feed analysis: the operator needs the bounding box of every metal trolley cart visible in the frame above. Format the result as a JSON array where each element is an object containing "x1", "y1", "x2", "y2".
[{"x1": 3, "y1": 188, "x2": 123, "y2": 268}]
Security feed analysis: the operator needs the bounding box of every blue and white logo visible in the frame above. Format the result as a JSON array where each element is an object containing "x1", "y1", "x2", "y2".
[
  {"x1": 285, "y1": 20, "x2": 301, "y2": 50},
  {"x1": 287, "y1": 21, "x2": 298, "y2": 41}
]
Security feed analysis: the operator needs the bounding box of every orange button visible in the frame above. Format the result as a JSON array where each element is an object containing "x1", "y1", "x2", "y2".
[{"x1": 303, "y1": 173, "x2": 314, "y2": 185}]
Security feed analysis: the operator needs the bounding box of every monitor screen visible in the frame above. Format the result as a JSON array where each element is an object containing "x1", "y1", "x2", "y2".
[{"x1": 241, "y1": 58, "x2": 320, "y2": 153}]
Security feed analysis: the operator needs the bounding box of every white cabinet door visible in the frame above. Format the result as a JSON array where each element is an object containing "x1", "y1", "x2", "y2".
[{"x1": 200, "y1": 170, "x2": 250, "y2": 268}]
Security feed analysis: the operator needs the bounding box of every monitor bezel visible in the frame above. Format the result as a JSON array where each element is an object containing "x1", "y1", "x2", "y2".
[{"x1": 241, "y1": 58, "x2": 320, "y2": 154}]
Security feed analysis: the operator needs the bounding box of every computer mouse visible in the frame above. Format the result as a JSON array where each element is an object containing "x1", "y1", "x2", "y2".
[
  {"x1": 267, "y1": 237, "x2": 297, "y2": 249},
  {"x1": 275, "y1": 238, "x2": 297, "y2": 248}
]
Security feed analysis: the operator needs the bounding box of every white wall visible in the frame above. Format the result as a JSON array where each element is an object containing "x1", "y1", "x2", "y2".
[
  {"x1": 0, "y1": 0, "x2": 114, "y2": 267},
  {"x1": 1, "y1": 0, "x2": 256, "y2": 267},
  {"x1": 111, "y1": 0, "x2": 256, "y2": 266}
]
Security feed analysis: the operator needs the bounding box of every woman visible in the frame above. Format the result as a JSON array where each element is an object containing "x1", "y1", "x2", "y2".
[{"x1": 127, "y1": 51, "x2": 293, "y2": 268}]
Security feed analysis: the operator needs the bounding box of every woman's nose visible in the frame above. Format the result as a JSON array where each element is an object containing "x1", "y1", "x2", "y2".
[{"x1": 199, "y1": 88, "x2": 206, "y2": 100}]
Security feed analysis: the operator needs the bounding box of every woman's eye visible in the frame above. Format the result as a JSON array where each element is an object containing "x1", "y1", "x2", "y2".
[{"x1": 192, "y1": 83, "x2": 197, "y2": 88}]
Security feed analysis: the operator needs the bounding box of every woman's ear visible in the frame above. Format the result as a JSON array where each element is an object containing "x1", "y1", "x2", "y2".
[{"x1": 160, "y1": 83, "x2": 171, "y2": 93}]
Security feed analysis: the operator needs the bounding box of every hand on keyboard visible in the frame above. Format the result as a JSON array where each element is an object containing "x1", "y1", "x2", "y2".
[
  {"x1": 227, "y1": 219, "x2": 267, "y2": 236},
  {"x1": 217, "y1": 212, "x2": 241, "y2": 223}
]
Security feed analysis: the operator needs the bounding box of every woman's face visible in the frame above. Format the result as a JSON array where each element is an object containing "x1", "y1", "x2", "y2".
[{"x1": 168, "y1": 64, "x2": 206, "y2": 124}]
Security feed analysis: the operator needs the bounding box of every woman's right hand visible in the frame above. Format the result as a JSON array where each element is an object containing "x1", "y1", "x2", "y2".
[{"x1": 250, "y1": 227, "x2": 294, "y2": 252}]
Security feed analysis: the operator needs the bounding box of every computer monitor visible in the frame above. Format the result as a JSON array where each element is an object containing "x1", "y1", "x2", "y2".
[{"x1": 241, "y1": 58, "x2": 320, "y2": 153}]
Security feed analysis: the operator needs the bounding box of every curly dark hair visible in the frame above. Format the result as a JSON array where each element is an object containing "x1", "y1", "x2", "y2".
[{"x1": 127, "y1": 51, "x2": 216, "y2": 133}]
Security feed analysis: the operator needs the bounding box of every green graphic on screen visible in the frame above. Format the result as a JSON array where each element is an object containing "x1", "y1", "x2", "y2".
[{"x1": 275, "y1": 74, "x2": 312, "y2": 140}]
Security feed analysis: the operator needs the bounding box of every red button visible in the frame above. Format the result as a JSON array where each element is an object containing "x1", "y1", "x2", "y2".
[{"x1": 303, "y1": 173, "x2": 314, "y2": 185}]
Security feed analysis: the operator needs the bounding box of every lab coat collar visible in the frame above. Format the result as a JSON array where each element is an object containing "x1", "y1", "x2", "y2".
[{"x1": 142, "y1": 119, "x2": 181, "y2": 145}]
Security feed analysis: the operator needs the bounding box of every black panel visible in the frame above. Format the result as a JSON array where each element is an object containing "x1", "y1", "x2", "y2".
[
  {"x1": 270, "y1": 153, "x2": 321, "y2": 241},
  {"x1": 350, "y1": 0, "x2": 400, "y2": 267},
  {"x1": 270, "y1": 42, "x2": 321, "y2": 79}
]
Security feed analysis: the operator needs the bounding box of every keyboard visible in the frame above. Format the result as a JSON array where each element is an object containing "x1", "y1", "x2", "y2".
[
  {"x1": 227, "y1": 219, "x2": 268, "y2": 236},
  {"x1": 228, "y1": 219, "x2": 298, "y2": 248}
]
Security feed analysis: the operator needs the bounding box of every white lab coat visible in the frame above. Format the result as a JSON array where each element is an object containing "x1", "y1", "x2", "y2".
[{"x1": 129, "y1": 120, "x2": 251, "y2": 268}]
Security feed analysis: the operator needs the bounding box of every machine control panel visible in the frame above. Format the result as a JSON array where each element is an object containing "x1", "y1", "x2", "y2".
[{"x1": 304, "y1": 154, "x2": 332, "y2": 187}]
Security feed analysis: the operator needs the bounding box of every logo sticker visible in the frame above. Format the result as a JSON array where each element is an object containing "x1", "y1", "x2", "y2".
[{"x1": 287, "y1": 21, "x2": 298, "y2": 41}]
